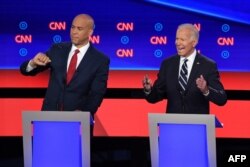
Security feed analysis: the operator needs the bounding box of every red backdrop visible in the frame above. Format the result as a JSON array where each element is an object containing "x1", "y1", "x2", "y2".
[{"x1": 0, "y1": 70, "x2": 249, "y2": 138}]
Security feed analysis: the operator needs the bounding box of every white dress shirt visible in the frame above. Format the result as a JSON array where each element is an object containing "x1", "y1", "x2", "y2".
[{"x1": 67, "y1": 43, "x2": 89, "y2": 71}]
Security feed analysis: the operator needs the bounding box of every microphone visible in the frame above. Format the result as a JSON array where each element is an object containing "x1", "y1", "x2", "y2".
[
  {"x1": 60, "y1": 77, "x2": 67, "y2": 111},
  {"x1": 184, "y1": 70, "x2": 187, "y2": 75},
  {"x1": 176, "y1": 83, "x2": 181, "y2": 92},
  {"x1": 176, "y1": 83, "x2": 186, "y2": 113},
  {"x1": 62, "y1": 77, "x2": 66, "y2": 84},
  {"x1": 177, "y1": 83, "x2": 186, "y2": 95}
]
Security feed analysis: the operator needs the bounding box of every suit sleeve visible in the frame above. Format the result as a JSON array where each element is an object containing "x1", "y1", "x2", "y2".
[
  {"x1": 145, "y1": 61, "x2": 167, "y2": 103},
  {"x1": 204, "y1": 62, "x2": 227, "y2": 106},
  {"x1": 19, "y1": 45, "x2": 55, "y2": 76}
]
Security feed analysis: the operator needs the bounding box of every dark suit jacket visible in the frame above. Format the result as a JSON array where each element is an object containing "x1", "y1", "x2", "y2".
[
  {"x1": 20, "y1": 42, "x2": 110, "y2": 115},
  {"x1": 145, "y1": 53, "x2": 227, "y2": 114}
]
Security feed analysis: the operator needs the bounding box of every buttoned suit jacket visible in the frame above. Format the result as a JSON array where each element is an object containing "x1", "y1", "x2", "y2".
[
  {"x1": 20, "y1": 42, "x2": 110, "y2": 115},
  {"x1": 145, "y1": 53, "x2": 227, "y2": 114}
]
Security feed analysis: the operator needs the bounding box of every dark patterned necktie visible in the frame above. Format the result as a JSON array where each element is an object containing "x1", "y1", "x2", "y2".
[
  {"x1": 179, "y1": 59, "x2": 188, "y2": 92},
  {"x1": 67, "y1": 49, "x2": 79, "y2": 84}
]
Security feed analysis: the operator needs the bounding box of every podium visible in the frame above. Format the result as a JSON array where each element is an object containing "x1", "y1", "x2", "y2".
[
  {"x1": 148, "y1": 113, "x2": 222, "y2": 167},
  {"x1": 22, "y1": 111, "x2": 92, "y2": 167}
]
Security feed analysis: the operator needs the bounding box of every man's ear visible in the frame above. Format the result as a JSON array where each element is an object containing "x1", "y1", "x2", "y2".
[
  {"x1": 192, "y1": 40, "x2": 198, "y2": 47},
  {"x1": 88, "y1": 29, "x2": 94, "y2": 37}
]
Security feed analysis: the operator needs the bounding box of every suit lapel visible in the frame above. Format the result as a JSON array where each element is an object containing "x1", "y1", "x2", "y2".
[
  {"x1": 77, "y1": 47, "x2": 92, "y2": 71},
  {"x1": 71, "y1": 45, "x2": 94, "y2": 81},
  {"x1": 186, "y1": 53, "x2": 201, "y2": 89},
  {"x1": 174, "y1": 56, "x2": 181, "y2": 84},
  {"x1": 60, "y1": 43, "x2": 72, "y2": 84}
]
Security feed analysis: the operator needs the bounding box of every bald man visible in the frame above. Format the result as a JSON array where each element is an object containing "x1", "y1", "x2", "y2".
[{"x1": 20, "y1": 14, "x2": 110, "y2": 116}]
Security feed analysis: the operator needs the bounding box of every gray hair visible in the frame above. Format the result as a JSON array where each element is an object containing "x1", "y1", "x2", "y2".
[{"x1": 177, "y1": 23, "x2": 199, "y2": 42}]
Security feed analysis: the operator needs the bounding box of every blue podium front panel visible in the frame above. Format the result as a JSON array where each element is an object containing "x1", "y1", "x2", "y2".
[
  {"x1": 32, "y1": 121, "x2": 81, "y2": 167},
  {"x1": 158, "y1": 123, "x2": 209, "y2": 167}
]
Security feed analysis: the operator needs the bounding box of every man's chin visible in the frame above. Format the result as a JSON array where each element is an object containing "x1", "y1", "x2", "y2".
[
  {"x1": 71, "y1": 40, "x2": 78, "y2": 45},
  {"x1": 177, "y1": 51, "x2": 184, "y2": 56},
  {"x1": 72, "y1": 42, "x2": 80, "y2": 47}
]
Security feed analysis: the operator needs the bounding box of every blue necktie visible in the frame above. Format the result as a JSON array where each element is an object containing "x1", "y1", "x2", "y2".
[{"x1": 179, "y1": 59, "x2": 188, "y2": 92}]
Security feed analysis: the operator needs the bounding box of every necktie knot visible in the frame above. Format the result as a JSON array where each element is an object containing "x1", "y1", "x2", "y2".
[{"x1": 74, "y1": 49, "x2": 80, "y2": 55}]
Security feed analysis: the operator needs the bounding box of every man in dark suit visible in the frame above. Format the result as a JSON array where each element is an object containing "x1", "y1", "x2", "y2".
[
  {"x1": 20, "y1": 14, "x2": 110, "y2": 116},
  {"x1": 143, "y1": 23, "x2": 227, "y2": 114}
]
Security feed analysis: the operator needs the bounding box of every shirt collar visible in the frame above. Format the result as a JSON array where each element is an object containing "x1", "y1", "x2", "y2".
[
  {"x1": 180, "y1": 49, "x2": 196, "y2": 63},
  {"x1": 71, "y1": 42, "x2": 90, "y2": 54}
]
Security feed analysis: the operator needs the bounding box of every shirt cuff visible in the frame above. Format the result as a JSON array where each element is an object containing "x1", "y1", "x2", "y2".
[
  {"x1": 144, "y1": 89, "x2": 151, "y2": 95},
  {"x1": 26, "y1": 60, "x2": 36, "y2": 72},
  {"x1": 203, "y1": 89, "x2": 210, "y2": 96}
]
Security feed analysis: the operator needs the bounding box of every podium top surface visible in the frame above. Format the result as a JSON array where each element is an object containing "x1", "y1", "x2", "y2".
[{"x1": 148, "y1": 113, "x2": 223, "y2": 128}]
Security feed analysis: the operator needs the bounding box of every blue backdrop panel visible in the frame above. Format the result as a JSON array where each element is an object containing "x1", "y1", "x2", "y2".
[
  {"x1": 32, "y1": 121, "x2": 82, "y2": 167},
  {"x1": 159, "y1": 123, "x2": 209, "y2": 167},
  {"x1": 1, "y1": 0, "x2": 250, "y2": 71}
]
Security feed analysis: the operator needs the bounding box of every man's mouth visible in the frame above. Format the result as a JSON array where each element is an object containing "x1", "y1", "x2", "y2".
[{"x1": 177, "y1": 47, "x2": 184, "y2": 52}]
